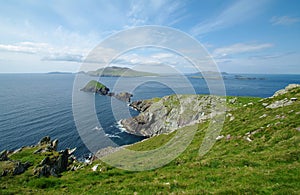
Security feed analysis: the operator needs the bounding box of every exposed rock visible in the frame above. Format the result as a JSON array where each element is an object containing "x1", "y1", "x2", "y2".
[
  {"x1": 262, "y1": 103, "x2": 268, "y2": 107},
  {"x1": 121, "y1": 95, "x2": 225, "y2": 137},
  {"x1": 114, "y1": 92, "x2": 133, "y2": 102},
  {"x1": 272, "y1": 84, "x2": 300, "y2": 97},
  {"x1": 12, "y1": 162, "x2": 32, "y2": 175},
  {"x1": 13, "y1": 147, "x2": 23, "y2": 154},
  {"x1": 68, "y1": 148, "x2": 77, "y2": 155},
  {"x1": 216, "y1": 135, "x2": 224, "y2": 140},
  {"x1": 57, "y1": 149, "x2": 69, "y2": 172},
  {"x1": 51, "y1": 139, "x2": 59, "y2": 151},
  {"x1": 40, "y1": 157, "x2": 50, "y2": 166},
  {"x1": 92, "y1": 164, "x2": 99, "y2": 172},
  {"x1": 0, "y1": 150, "x2": 8, "y2": 161},
  {"x1": 229, "y1": 97, "x2": 237, "y2": 104},
  {"x1": 296, "y1": 127, "x2": 300, "y2": 132},
  {"x1": 245, "y1": 137, "x2": 252, "y2": 142},
  {"x1": 291, "y1": 97, "x2": 297, "y2": 101},
  {"x1": 39, "y1": 136, "x2": 51, "y2": 145},
  {"x1": 266, "y1": 98, "x2": 294, "y2": 109},
  {"x1": 259, "y1": 114, "x2": 267, "y2": 119},
  {"x1": 130, "y1": 100, "x2": 153, "y2": 112},
  {"x1": 33, "y1": 148, "x2": 43, "y2": 154}
]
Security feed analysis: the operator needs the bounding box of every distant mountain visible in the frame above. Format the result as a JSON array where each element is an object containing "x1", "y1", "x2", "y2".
[
  {"x1": 86, "y1": 66, "x2": 159, "y2": 77},
  {"x1": 47, "y1": 72, "x2": 73, "y2": 74}
]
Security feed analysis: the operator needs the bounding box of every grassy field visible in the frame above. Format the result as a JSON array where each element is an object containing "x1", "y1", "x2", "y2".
[{"x1": 1, "y1": 86, "x2": 299, "y2": 194}]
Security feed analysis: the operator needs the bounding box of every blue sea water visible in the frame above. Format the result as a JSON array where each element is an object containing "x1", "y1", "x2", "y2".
[{"x1": 0, "y1": 73, "x2": 299, "y2": 157}]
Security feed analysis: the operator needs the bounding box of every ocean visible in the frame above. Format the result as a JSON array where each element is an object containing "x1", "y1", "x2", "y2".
[{"x1": 0, "y1": 73, "x2": 299, "y2": 157}]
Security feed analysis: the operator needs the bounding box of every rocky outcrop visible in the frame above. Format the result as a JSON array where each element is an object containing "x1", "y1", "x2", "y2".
[
  {"x1": 0, "y1": 136, "x2": 77, "y2": 178},
  {"x1": 114, "y1": 92, "x2": 133, "y2": 102},
  {"x1": 271, "y1": 84, "x2": 300, "y2": 98},
  {"x1": 121, "y1": 95, "x2": 225, "y2": 137},
  {"x1": 129, "y1": 100, "x2": 153, "y2": 112},
  {"x1": 34, "y1": 148, "x2": 73, "y2": 177},
  {"x1": 263, "y1": 84, "x2": 299, "y2": 109}
]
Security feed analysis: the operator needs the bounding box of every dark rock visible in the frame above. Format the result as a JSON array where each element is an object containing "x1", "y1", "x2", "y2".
[
  {"x1": 40, "y1": 157, "x2": 50, "y2": 166},
  {"x1": 13, "y1": 162, "x2": 25, "y2": 175},
  {"x1": 37, "y1": 165, "x2": 51, "y2": 177},
  {"x1": 113, "y1": 92, "x2": 133, "y2": 102},
  {"x1": 57, "y1": 149, "x2": 69, "y2": 172},
  {"x1": 0, "y1": 150, "x2": 8, "y2": 161},
  {"x1": 39, "y1": 136, "x2": 51, "y2": 145},
  {"x1": 107, "y1": 92, "x2": 115, "y2": 96},
  {"x1": 50, "y1": 167, "x2": 59, "y2": 177},
  {"x1": 23, "y1": 161, "x2": 32, "y2": 169}
]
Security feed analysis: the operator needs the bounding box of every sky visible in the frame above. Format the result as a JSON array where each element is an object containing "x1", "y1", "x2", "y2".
[{"x1": 0, "y1": 0, "x2": 299, "y2": 74}]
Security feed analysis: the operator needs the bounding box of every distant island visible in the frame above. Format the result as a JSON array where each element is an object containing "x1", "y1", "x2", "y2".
[
  {"x1": 86, "y1": 66, "x2": 159, "y2": 77},
  {"x1": 47, "y1": 72, "x2": 73, "y2": 74}
]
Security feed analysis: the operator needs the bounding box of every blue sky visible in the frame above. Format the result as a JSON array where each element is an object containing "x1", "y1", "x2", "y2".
[{"x1": 0, "y1": 0, "x2": 299, "y2": 73}]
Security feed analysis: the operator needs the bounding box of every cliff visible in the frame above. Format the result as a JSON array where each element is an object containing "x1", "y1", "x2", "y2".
[
  {"x1": 121, "y1": 95, "x2": 225, "y2": 137},
  {"x1": 121, "y1": 84, "x2": 300, "y2": 137}
]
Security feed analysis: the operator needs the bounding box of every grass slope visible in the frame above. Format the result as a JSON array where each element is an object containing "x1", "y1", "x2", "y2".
[{"x1": 1, "y1": 87, "x2": 300, "y2": 194}]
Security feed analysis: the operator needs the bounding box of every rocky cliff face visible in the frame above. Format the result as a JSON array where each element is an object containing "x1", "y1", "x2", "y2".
[{"x1": 121, "y1": 95, "x2": 225, "y2": 137}]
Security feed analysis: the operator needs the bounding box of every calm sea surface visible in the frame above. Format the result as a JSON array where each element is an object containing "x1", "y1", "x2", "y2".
[{"x1": 0, "y1": 73, "x2": 299, "y2": 157}]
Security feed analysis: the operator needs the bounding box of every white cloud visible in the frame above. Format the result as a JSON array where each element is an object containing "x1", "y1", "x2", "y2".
[
  {"x1": 270, "y1": 16, "x2": 300, "y2": 25},
  {"x1": 190, "y1": 0, "x2": 269, "y2": 36},
  {"x1": 213, "y1": 43, "x2": 273, "y2": 58},
  {"x1": 0, "y1": 41, "x2": 89, "y2": 63}
]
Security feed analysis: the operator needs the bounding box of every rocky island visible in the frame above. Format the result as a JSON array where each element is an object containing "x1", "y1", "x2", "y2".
[
  {"x1": 81, "y1": 80, "x2": 133, "y2": 102},
  {"x1": 80, "y1": 80, "x2": 110, "y2": 95}
]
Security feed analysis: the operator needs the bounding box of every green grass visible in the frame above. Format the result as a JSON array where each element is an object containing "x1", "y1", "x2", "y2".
[
  {"x1": 84, "y1": 80, "x2": 107, "y2": 90},
  {"x1": 1, "y1": 88, "x2": 300, "y2": 194}
]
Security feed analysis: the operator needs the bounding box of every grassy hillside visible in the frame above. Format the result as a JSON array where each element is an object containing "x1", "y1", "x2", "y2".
[
  {"x1": 1, "y1": 85, "x2": 299, "y2": 194},
  {"x1": 87, "y1": 66, "x2": 159, "y2": 77}
]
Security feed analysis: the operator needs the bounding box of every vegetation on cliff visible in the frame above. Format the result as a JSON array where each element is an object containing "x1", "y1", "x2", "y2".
[
  {"x1": 1, "y1": 84, "x2": 299, "y2": 194},
  {"x1": 80, "y1": 80, "x2": 110, "y2": 95}
]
